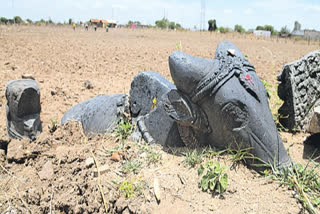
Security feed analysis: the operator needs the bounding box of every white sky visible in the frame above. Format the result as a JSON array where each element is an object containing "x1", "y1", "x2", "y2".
[{"x1": 1, "y1": 0, "x2": 320, "y2": 31}]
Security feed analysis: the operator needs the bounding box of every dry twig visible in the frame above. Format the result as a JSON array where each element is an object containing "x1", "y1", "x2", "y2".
[
  {"x1": 14, "y1": 184, "x2": 31, "y2": 214},
  {"x1": 0, "y1": 164, "x2": 26, "y2": 183},
  {"x1": 49, "y1": 184, "x2": 54, "y2": 214},
  {"x1": 91, "y1": 151, "x2": 108, "y2": 213}
]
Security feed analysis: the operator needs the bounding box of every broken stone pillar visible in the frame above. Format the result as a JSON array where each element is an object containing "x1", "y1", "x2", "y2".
[
  {"x1": 61, "y1": 94, "x2": 129, "y2": 136},
  {"x1": 5, "y1": 79, "x2": 42, "y2": 140},
  {"x1": 278, "y1": 50, "x2": 320, "y2": 131},
  {"x1": 129, "y1": 71, "x2": 184, "y2": 146}
]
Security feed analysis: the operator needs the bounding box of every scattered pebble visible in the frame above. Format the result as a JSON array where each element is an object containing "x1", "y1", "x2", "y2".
[
  {"x1": 83, "y1": 80, "x2": 93, "y2": 89},
  {"x1": 85, "y1": 157, "x2": 94, "y2": 168},
  {"x1": 93, "y1": 165, "x2": 109, "y2": 177},
  {"x1": 111, "y1": 151, "x2": 121, "y2": 162},
  {"x1": 21, "y1": 73, "x2": 35, "y2": 80}
]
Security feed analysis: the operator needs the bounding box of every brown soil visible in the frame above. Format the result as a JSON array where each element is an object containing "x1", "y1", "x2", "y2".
[{"x1": 0, "y1": 25, "x2": 320, "y2": 213}]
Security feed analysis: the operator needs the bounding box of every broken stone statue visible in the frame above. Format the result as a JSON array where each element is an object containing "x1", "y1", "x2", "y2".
[
  {"x1": 129, "y1": 71, "x2": 184, "y2": 146},
  {"x1": 162, "y1": 41, "x2": 291, "y2": 168},
  {"x1": 61, "y1": 94, "x2": 129, "y2": 136},
  {"x1": 278, "y1": 50, "x2": 320, "y2": 133},
  {"x1": 6, "y1": 79, "x2": 42, "y2": 140}
]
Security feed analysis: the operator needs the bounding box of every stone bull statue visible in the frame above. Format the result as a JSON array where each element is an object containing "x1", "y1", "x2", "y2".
[{"x1": 163, "y1": 41, "x2": 291, "y2": 168}]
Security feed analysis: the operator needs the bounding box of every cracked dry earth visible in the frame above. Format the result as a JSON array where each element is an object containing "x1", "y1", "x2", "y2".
[{"x1": 1, "y1": 25, "x2": 320, "y2": 213}]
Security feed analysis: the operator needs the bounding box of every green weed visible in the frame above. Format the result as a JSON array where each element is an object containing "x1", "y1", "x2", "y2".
[
  {"x1": 114, "y1": 179, "x2": 148, "y2": 199},
  {"x1": 262, "y1": 79, "x2": 272, "y2": 99},
  {"x1": 226, "y1": 141, "x2": 256, "y2": 169},
  {"x1": 122, "y1": 160, "x2": 142, "y2": 174},
  {"x1": 182, "y1": 148, "x2": 205, "y2": 168},
  {"x1": 118, "y1": 180, "x2": 135, "y2": 198},
  {"x1": 114, "y1": 117, "x2": 133, "y2": 141},
  {"x1": 198, "y1": 161, "x2": 228, "y2": 194},
  {"x1": 265, "y1": 158, "x2": 320, "y2": 214},
  {"x1": 49, "y1": 118, "x2": 59, "y2": 133}
]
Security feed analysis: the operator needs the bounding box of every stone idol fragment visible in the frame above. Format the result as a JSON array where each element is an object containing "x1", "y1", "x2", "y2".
[
  {"x1": 6, "y1": 79, "x2": 42, "y2": 140},
  {"x1": 163, "y1": 41, "x2": 291, "y2": 168},
  {"x1": 129, "y1": 71, "x2": 184, "y2": 147},
  {"x1": 61, "y1": 94, "x2": 129, "y2": 136},
  {"x1": 278, "y1": 50, "x2": 320, "y2": 132}
]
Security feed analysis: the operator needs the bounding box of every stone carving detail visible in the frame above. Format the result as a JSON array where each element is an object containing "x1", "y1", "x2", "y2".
[
  {"x1": 164, "y1": 41, "x2": 291, "y2": 168},
  {"x1": 278, "y1": 50, "x2": 320, "y2": 132},
  {"x1": 6, "y1": 79, "x2": 42, "y2": 140}
]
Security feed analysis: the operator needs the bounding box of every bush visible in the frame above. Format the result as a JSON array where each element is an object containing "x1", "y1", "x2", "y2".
[
  {"x1": 13, "y1": 16, "x2": 23, "y2": 24},
  {"x1": 234, "y1": 24, "x2": 245, "y2": 33},
  {"x1": 0, "y1": 17, "x2": 7, "y2": 24}
]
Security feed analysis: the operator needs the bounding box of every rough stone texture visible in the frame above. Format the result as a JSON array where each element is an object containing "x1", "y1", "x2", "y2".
[
  {"x1": 129, "y1": 71, "x2": 184, "y2": 146},
  {"x1": 309, "y1": 104, "x2": 320, "y2": 133},
  {"x1": 278, "y1": 50, "x2": 320, "y2": 131},
  {"x1": 129, "y1": 71, "x2": 176, "y2": 117},
  {"x1": 5, "y1": 79, "x2": 42, "y2": 140},
  {"x1": 61, "y1": 94, "x2": 129, "y2": 136},
  {"x1": 164, "y1": 41, "x2": 291, "y2": 168}
]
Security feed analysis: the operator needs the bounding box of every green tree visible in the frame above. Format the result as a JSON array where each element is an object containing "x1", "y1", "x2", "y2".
[
  {"x1": 48, "y1": 18, "x2": 53, "y2": 24},
  {"x1": 219, "y1": 27, "x2": 226, "y2": 33},
  {"x1": 68, "y1": 18, "x2": 72, "y2": 25},
  {"x1": 256, "y1": 25, "x2": 264, "y2": 30},
  {"x1": 0, "y1": 17, "x2": 7, "y2": 24},
  {"x1": 293, "y1": 21, "x2": 301, "y2": 31},
  {"x1": 175, "y1": 23, "x2": 182, "y2": 29},
  {"x1": 208, "y1": 19, "x2": 217, "y2": 32},
  {"x1": 26, "y1": 18, "x2": 33, "y2": 24},
  {"x1": 280, "y1": 26, "x2": 290, "y2": 35},
  {"x1": 168, "y1": 21, "x2": 175, "y2": 30},
  {"x1": 263, "y1": 25, "x2": 274, "y2": 34},
  {"x1": 13, "y1": 16, "x2": 23, "y2": 24},
  {"x1": 155, "y1": 18, "x2": 168, "y2": 29},
  {"x1": 234, "y1": 24, "x2": 245, "y2": 33}
]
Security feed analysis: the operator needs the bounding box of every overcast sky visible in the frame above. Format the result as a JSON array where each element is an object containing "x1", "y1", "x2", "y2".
[{"x1": 1, "y1": 0, "x2": 320, "y2": 31}]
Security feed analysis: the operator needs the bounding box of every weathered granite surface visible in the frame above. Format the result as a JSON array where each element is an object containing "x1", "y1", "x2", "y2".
[
  {"x1": 61, "y1": 94, "x2": 129, "y2": 136},
  {"x1": 6, "y1": 79, "x2": 42, "y2": 140},
  {"x1": 278, "y1": 50, "x2": 320, "y2": 132}
]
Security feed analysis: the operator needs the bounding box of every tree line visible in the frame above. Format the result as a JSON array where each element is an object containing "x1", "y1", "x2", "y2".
[
  {"x1": 0, "y1": 15, "x2": 304, "y2": 35},
  {"x1": 208, "y1": 19, "x2": 302, "y2": 36}
]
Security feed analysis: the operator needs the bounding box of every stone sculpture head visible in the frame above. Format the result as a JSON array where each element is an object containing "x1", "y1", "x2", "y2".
[{"x1": 165, "y1": 41, "x2": 291, "y2": 168}]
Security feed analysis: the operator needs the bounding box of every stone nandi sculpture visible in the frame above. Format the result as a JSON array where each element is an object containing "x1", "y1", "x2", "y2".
[{"x1": 163, "y1": 41, "x2": 291, "y2": 168}]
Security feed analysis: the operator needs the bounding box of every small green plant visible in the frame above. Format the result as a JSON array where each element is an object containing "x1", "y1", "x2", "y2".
[
  {"x1": 49, "y1": 118, "x2": 58, "y2": 133},
  {"x1": 114, "y1": 179, "x2": 148, "y2": 199},
  {"x1": 265, "y1": 158, "x2": 320, "y2": 214},
  {"x1": 198, "y1": 161, "x2": 228, "y2": 194},
  {"x1": 119, "y1": 180, "x2": 135, "y2": 198},
  {"x1": 226, "y1": 141, "x2": 256, "y2": 168},
  {"x1": 137, "y1": 143, "x2": 162, "y2": 164},
  {"x1": 147, "y1": 148, "x2": 162, "y2": 164},
  {"x1": 176, "y1": 41, "x2": 182, "y2": 51},
  {"x1": 122, "y1": 160, "x2": 142, "y2": 174},
  {"x1": 182, "y1": 148, "x2": 204, "y2": 168},
  {"x1": 262, "y1": 80, "x2": 272, "y2": 99},
  {"x1": 114, "y1": 117, "x2": 133, "y2": 141},
  {"x1": 203, "y1": 146, "x2": 227, "y2": 159}
]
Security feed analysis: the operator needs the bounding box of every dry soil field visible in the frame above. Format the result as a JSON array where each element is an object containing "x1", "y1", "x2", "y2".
[{"x1": 0, "y1": 25, "x2": 320, "y2": 213}]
